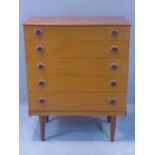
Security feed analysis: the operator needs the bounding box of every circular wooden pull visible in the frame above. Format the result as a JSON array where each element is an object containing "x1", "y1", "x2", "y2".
[
  {"x1": 38, "y1": 97, "x2": 46, "y2": 104},
  {"x1": 37, "y1": 63, "x2": 45, "y2": 71},
  {"x1": 111, "y1": 46, "x2": 118, "y2": 54},
  {"x1": 109, "y1": 80, "x2": 117, "y2": 88},
  {"x1": 38, "y1": 80, "x2": 46, "y2": 87},
  {"x1": 108, "y1": 98, "x2": 117, "y2": 105},
  {"x1": 35, "y1": 45, "x2": 44, "y2": 53},
  {"x1": 34, "y1": 29, "x2": 43, "y2": 37},
  {"x1": 110, "y1": 63, "x2": 117, "y2": 71},
  {"x1": 111, "y1": 29, "x2": 118, "y2": 38}
]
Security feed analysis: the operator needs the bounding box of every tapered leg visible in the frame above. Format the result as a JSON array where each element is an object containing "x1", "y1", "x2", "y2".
[
  {"x1": 39, "y1": 116, "x2": 46, "y2": 141},
  {"x1": 107, "y1": 116, "x2": 111, "y2": 123},
  {"x1": 110, "y1": 116, "x2": 116, "y2": 142},
  {"x1": 46, "y1": 116, "x2": 49, "y2": 123}
]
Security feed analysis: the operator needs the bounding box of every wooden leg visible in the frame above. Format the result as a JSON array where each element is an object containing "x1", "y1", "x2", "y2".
[
  {"x1": 110, "y1": 116, "x2": 116, "y2": 142},
  {"x1": 39, "y1": 116, "x2": 46, "y2": 141},
  {"x1": 107, "y1": 116, "x2": 111, "y2": 123},
  {"x1": 46, "y1": 116, "x2": 49, "y2": 123}
]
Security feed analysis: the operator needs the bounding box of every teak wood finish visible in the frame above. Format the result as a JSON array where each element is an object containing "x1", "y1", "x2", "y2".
[
  {"x1": 25, "y1": 40, "x2": 129, "y2": 58},
  {"x1": 27, "y1": 59, "x2": 128, "y2": 76},
  {"x1": 23, "y1": 16, "x2": 131, "y2": 141},
  {"x1": 28, "y1": 92, "x2": 127, "y2": 111}
]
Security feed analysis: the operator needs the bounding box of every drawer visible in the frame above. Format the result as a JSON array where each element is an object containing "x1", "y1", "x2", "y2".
[
  {"x1": 27, "y1": 59, "x2": 128, "y2": 76},
  {"x1": 24, "y1": 26, "x2": 130, "y2": 41},
  {"x1": 27, "y1": 76, "x2": 128, "y2": 92},
  {"x1": 25, "y1": 40, "x2": 129, "y2": 58},
  {"x1": 28, "y1": 92, "x2": 127, "y2": 111}
]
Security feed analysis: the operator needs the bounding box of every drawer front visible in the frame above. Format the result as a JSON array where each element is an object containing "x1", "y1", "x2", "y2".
[
  {"x1": 27, "y1": 59, "x2": 128, "y2": 76},
  {"x1": 27, "y1": 76, "x2": 128, "y2": 92},
  {"x1": 28, "y1": 92, "x2": 127, "y2": 111},
  {"x1": 25, "y1": 40, "x2": 129, "y2": 58},
  {"x1": 24, "y1": 26, "x2": 130, "y2": 41}
]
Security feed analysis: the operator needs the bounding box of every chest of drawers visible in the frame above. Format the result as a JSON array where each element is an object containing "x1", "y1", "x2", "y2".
[{"x1": 23, "y1": 16, "x2": 130, "y2": 141}]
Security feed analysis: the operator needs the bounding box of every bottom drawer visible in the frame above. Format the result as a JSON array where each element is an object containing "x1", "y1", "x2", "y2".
[{"x1": 28, "y1": 92, "x2": 127, "y2": 111}]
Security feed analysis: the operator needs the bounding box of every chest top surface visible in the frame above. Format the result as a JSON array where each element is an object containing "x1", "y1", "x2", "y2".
[{"x1": 23, "y1": 16, "x2": 130, "y2": 26}]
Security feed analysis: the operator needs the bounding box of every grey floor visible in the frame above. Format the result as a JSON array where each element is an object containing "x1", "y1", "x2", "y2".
[{"x1": 19, "y1": 102, "x2": 135, "y2": 155}]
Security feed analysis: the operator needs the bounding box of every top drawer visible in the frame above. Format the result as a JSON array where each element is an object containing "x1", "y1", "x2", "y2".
[{"x1": 24, "y1": 26, "x2": 130, "y2": 41}]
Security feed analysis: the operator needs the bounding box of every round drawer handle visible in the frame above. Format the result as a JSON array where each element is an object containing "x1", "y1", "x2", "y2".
[
  {"x1": 35, "y1": 45, "x2": 44, "y2": 53},
  {"x1": 38, "y1": 80, "x2": 46, "y2": 87},
  {"x1": 37, "y1": 63, "x2": 45, "y2": 71},
  {"x1": 111, "y1": 46, "x2": 118, "y2": 54},
  {"x1": 108, "y1": 98, "x2": 117, "y2": 105},
  {"x1": 111, "y1": 29, "x2": 118, "y2": 38},
  {"x1": 34, "y1": 29, "x2": 43, "y2": 37},
  {"x1": 109, "y1": 80, "x2": 117, "y2": 88},
  {"x1": 110, "y1": 63, "x2": 117, "y2": 71},
  {"x1": 38, "y1": 97, "x2": 46, "y2": 104}
]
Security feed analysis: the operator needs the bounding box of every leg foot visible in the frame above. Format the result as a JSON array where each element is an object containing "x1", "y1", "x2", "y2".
[
  {"x1": 39, "y1": 116, "x2": 46, "y2": 141},
  {"x1": 107, "y1": 116, "x2": 110, "y2": 123},
  {"x1": 110, "y1": 116, "x2": 116, "y2": 142},
  {"x1": 46, "y1": 116, "x2": 49, "y2": 123}
]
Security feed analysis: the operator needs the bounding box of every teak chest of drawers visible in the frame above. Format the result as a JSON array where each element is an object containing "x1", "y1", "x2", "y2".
[{"x1": 23, "y1": 16, "x2": 131, "y2": 141}]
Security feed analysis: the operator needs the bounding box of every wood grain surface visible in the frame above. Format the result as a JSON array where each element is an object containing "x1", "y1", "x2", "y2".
[
  {"x1": 25, "y1": 40, "x2": 129, "y2": 58},
  {"x1": 26, "y1": 58, "x2": 128, "y2": 76},
  {"x1": 24, "y1": 26, "x2": 130, "y2": 41},
  {"x1": 27, "y1": 76, "x2": 128, "y2": 92},
  {"x1": 28, "y1": 92, "x2": 127, "y2": 111},
  {"x1": 23, "y1": 16, "x2": 130, "y2": 26}
]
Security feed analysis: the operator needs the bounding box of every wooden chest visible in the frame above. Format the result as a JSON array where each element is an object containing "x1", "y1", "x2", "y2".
[{"x1": 23, "y1": 16, "x2": 130, "y2": 141}]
